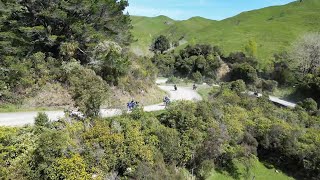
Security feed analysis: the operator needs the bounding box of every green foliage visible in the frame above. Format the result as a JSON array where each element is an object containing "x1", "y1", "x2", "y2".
[
  {"x1": 30, "y1": 129, "x2": 69, "y2": 179},
  {"x1": 0, "y1": 0, "x2": 132, "y2": 105},
  {"x1": 156, "y1": 126, "x2": 182, "y2": 163},
  {"x1": 1, "y1": 0, "x2": 132, "y2": 61},
  {"x1": 166, "y1": 76, "x2": 182, "y2": 84},
  {"x1": 296, "y1": 70, "x2": 320, "y2": 102},
  {"x1": 0, "y1": 126, "x2": 36, "y2": 179},
  {"x1": 261, "y1": 79, "x2": 278, "y2": 92},
  {"x1": 192, "y1": 71, "x2": 203, "y2": 83},
  {"x1": 151, "y1": 53, "x2": 175, "y2": 76},
  {"x1": 82, "y1": 118, "x2": 154, "y2": 175},
  {"x1": 197, "y1": 160, "x2": 215, "y2": 180},
  {"x1": 53, "y1": 154, "x2": 91, "y2": 180},
  {"x1": 231, "y1": 63, "x2": 258, "y2": 84},
  {"x1": 245, "y1": 39, "x2": 258, "y2": 57},
  {"x1": 131, "y1": 0, "x2": 320, "y2": 68},
  {"x1": 230, "y1": 80, "x2": 246, "y2": 94},
  {"x1": 151, "y1": 35, "x2": 170, "y2": 54},
  {"x1": 1, "y1": 89, "x2": 319, "y2": 179},
  {"x1": 91, "y1": 41, "x2": 130, "y2": 85},
  {"x1": 154, "y1": 44, "x2": 221, "y2": 79},
  {"x1": 34, "y1": 112, "x2": 49, "y2": 127},
  {"x1": 63, "y1": 61, "x2": 108, "y2": 118},
  {"x1": 297, "y1": 98, "x2": 318, "y2": 113},
  {"x1": 272, "y1": 52, "x2": 296, "y2": 85}
]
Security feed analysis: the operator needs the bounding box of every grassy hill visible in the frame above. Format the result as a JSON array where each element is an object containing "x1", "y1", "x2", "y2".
[{"x1": 130, "y1": 0, "x2": 320, "y2": 68}]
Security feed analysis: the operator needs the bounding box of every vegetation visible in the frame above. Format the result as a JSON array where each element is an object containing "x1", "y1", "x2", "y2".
[
  {"x1": 1, "y1": 0, "x2": 320, "y2": 179},
  {"x1": 0, "y1": 0, "x2": 161, "y2": 112},
  {"x1": 130, "y1": 0, "x2": 320, "y2": 68},
  {"x1": 152, "y1": 44, "x2": 222, "y2": 81},
  {"x1": 151, "y1": 35, "x2": 171, "y2": 54},
  {"x1": 1, "y1": 85, "x2": 319, "y2": 179}
]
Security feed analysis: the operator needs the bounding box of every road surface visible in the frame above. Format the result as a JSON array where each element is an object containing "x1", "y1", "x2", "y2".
[
  {"x1": 269, "y1": 95, "x2": 296, "y2": 108},
  {"x1": 247, "y1": 91, "x2": 296, "y2": 108},
  {"x1": 0, "y1": 81, "x2": 201, "y2": 126},
  {"x1": 0, "y1": 78, "x2": 296, "y2": 126}
]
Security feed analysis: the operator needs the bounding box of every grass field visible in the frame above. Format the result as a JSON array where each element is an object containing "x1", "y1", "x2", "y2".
[
  {"x1": 208, "y1": 160, "x2": 294, "y2": 180},
  {"x1": 130, "y1": 0, "x2": 320, "y2": 68}
]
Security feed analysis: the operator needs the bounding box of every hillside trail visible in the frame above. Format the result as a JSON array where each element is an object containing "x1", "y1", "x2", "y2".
[{"x1": 0, "y1": 78, "x2": 201, "y2": 126}]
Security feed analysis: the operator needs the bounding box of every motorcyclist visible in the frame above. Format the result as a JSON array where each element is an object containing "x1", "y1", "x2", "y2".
[
  {"x1": 127, "y1": 100, "x2": 135, "y2": 111},
  {"x1": 163, "y1": 96, "x2": 170, "y2": 106},
  {"x1": 193, "y1": 84, "x2": 197, "y2": 90}
]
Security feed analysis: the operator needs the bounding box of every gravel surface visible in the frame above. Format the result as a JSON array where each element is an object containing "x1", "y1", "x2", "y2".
[{"x1": 0, "y1": 82, "x2": 202, "y2": 127}]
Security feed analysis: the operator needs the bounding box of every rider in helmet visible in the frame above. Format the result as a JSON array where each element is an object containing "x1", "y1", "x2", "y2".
[{"x1": 193, "y1": 84, "x2": 197, "y2": 90}]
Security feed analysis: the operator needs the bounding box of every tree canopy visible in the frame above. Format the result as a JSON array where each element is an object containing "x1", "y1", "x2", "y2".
[
  {"x1": 151, "y1": 35, "x2": 170, "y2": 54},
  {"x1": 0, "y1": 0, "x2": 132, "y2": 63}
]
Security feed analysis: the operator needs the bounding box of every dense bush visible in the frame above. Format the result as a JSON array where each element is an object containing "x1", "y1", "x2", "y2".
[
  {"x1": 297, "y1": 98, "x2": 318, "y2": 114},
  {"x1": 63, "y1": 61, "x2": 109, "y2": 118},
  {"x1": 151, "y1": 54, "x2": 175, "y2": 76},
  {"x1": 150, "y1": 35, "x2": 171, "y2": 54},
  {"x1": 151, "y1": 43, "x2": 222, "y2": 79},
  {"x1": 230, "y1": 63, "x2": 258, "y2": 84},
  {"x1": 261, "y1": 79, "x2": 278, "y2": 92}
]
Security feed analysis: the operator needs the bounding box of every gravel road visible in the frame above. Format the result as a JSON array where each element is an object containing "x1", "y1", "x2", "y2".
[{"x1": 0, "y1": 82, "x2": 201, "y2": 126}]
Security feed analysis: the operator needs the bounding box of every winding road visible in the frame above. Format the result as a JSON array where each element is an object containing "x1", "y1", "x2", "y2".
[
  {"x1": 0, "y1": 78, "x2": 296, "y2": 126},
  {"x1": 0, "y1": 79, "x2": 202, "y2": 126}
]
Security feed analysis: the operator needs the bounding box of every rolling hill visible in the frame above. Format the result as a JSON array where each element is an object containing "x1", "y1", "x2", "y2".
[{"x1": 130, "y1": 0, "x2": 320, "y2": 68}]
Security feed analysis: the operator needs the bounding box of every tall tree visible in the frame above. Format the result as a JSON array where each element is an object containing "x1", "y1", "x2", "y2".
[
  {"x1": 291, "y1": 33, "x2": 320, "y2": 75},
  {"x1": 151, "y1": 35, "x2": 170, "y2": 54},
  {"x1": 0, "y1": 0, "x2": 132, "y2": 64}
]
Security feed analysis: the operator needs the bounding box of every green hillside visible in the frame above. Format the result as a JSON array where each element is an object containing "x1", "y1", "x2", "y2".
[
  {"x1": 130, "y1": 0, "x2": 320, "y2": 67},
  {"x1": 130, "y1": 15, "x2": 176, "y2": 56}
]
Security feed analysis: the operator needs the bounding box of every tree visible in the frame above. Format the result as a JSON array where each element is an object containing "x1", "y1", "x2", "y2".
[
  {"x1": 291, "y1": 33, "x2": 320, "y2": 75},
  {"x1": 0, "y1": 0, "x2": 132, "y2": 63},
  {"x1": 151, "y1": 53, "x2": 175, "y2": 76},
  {"x1": 63, "y1": 61, "x2": 108, "y2": 118},
  {"x1": 91, "y1": 40, "x2": 130, "y2": 85},
  {"x1": 230, "y1": 63, "x2": 258, "y2": 84},
  {"x1": 272, "y1": 52, "x2": 296, "y2": 85},
  {"x1": 151, "y1": 35, "x2": 170, "y2": 54},
  {"x1": 0, "y1": 0, "x2": 132, "y2": 103}
]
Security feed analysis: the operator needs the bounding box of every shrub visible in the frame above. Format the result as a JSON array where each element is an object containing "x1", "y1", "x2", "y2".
[
  {"x1": 262, "y1": 79, "x2": 278, "y2": 92},
  {"x1": 166, "y1": 76, "x2": 181, "y2": 84},
  {"x1": 34, "y1": 112, "x2": 49, "y2": 127},
  {"x1": 63, "y1": 61, "x2": 109, "y2": 118},
  {"x1": 196, "y1": 160, "x2": 215, "y2": 180},
  {"x1": 192, "y1": 71, "x2": 203, "y2": 83},
  {"x1": 230, "y1": 63, "x2": 258, "y2": 84},
  {"x1": 230, "y1": 80, "x2": 246, "y2": 94},
  {"x1": 297, "y1": 98, "x2": 318, "y2": 114}
]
